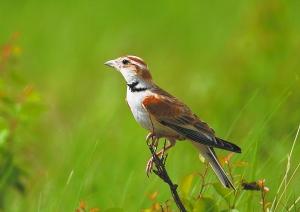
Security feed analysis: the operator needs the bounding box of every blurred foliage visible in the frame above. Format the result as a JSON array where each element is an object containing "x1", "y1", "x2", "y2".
[
  {"x1": 143, "y1": 153, "x2": 272, "y2": 211},
  {"x1": 0, "y1": 34, "x2": 43, "y2": 208},
  {"x1": 0, "y1": 0, "x2": 300, "y2": 211}
]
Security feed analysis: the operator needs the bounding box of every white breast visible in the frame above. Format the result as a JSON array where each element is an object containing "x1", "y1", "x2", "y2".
[
  {"x1": 126, "y1": 87, "x2": 180, "y2": 138},
  {"x1": 126, "y1": 88, "x2": 153, "y2": 131}
]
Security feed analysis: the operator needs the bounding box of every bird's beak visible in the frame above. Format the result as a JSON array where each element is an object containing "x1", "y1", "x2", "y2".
[{"x1": 104, "y1": 59, "x2": 117, "y2": 68}]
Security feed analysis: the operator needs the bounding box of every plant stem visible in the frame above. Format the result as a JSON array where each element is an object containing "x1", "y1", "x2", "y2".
[{"x1": 148, "y1": 145, "x2": 187, "y2": 212}]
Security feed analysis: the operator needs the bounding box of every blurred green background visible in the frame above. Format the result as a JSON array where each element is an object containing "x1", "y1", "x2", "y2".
[{"x1": 0, "y1": 0, "x2": 300, "y2": 211}]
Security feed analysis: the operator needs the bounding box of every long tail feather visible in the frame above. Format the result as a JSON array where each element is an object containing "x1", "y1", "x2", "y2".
[{"x1": 193, "y1": 142, "x2": 235, "y2": 189}]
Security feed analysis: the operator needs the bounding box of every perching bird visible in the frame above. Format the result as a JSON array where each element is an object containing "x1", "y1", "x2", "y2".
[{"x1": 104, "y1": 55, "x2": 241, "y2": 189}]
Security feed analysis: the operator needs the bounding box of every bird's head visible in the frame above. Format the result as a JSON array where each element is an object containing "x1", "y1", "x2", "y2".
[{"x1": 104, "y1": 55, "x2": 152, "y2": 84}]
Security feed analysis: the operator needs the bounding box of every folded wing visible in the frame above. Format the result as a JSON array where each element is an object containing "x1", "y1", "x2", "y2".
[{"x1": 142, "y1": 87, "x2": 241, "y2": 153}]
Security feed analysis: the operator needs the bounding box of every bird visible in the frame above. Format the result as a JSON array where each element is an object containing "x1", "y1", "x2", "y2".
[{"x1": 104, "y1": 55, "x2": 241, "y2": 189}]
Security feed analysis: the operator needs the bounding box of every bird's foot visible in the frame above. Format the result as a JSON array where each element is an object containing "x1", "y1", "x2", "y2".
[
  {"x1": 146, "y1": 156, "x2": 154, "y2": 176},
  {"x1": 145, "y1": 148, "x2": 166, "y2": 176},
  {"x1": 146, "y1": 133, "x2": 159, "y2": 148},
  {"x1": 146, "y1": 133, "x2": 153, "y2": 146}
]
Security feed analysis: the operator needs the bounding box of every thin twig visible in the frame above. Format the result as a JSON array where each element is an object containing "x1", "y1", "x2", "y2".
[
  {"x1": 148, "y1": 144, "x2": 187, "y2": 212},
  {"x1": 199, "y1": 162, "x2": 209, "y2": 196},
  {"x1": 261, "y1": 183, "x2": 267, "y2": 212},
  {"x1": 226, "y1": 158, "x2": 239, "y2": 209}
]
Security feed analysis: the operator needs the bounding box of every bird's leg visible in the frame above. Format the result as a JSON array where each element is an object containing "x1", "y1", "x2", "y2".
[
  {"x1": 146, "y1": 139, "x2": 176, "y2": 176},
  {"x1": 146, "y1": 132, "x2": 159, "y2": 149},
  {"x1": 146, "y1": 133, "x2": 153, "y2": 145},
  {"x1": 161, "y1": 139, "x2": 168, "y2": 158}
]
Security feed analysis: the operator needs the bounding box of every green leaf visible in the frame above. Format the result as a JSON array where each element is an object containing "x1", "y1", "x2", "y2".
[
  {"x1": 193, "y1": 197, "x2": 218, "y2": 212},
  {"x1": 212, "y1": 183, "x2": 233, "y2": 204},
  {"x1": 180, "y1": 173, "x2": 195, "y2": 198},
  {"x1": 181, "y1": 197, "x2": 194, "y2": 211}
]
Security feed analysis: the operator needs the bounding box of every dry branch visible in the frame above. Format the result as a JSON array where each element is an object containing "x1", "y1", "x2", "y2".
[{"x1": 148, "y1": 144, "x2": 187, "y2": 212}]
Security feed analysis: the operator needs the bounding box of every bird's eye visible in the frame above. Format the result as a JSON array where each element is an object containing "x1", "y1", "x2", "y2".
[{"x1": 122, "y1": 59, "x2": 130, "y2": 65}]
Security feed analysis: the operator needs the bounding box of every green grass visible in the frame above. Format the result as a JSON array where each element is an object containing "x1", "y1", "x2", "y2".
[{"x1": 1, "y1": 0, "x2": 300, "y2": 211}]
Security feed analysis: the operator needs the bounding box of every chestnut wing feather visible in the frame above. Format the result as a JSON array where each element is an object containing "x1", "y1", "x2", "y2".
[
  {"x1": 142, "y1": 86, "x2": 241, "y2": 153},
  {"x1": 142, "y1": 86, "x2": 217, "y2": 145}
]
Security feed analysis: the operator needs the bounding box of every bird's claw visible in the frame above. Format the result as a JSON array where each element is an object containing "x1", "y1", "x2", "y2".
[
  {"x1": 146, "y1": 156, "x2": 154, "y2": 177},
  {"x1": 146, "y1": 133, "x2": 153, "y2": 145},
  {"x1": 146, "y1": 133, "x2": 159, "y2": 148}
]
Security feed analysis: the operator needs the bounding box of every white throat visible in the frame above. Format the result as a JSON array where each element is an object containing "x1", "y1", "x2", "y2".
[
  {"x1": 119, "y1": 68, "x2": 151, "y2": 91},
  {"x1": 119, "y1": 68, "x2": 136, "y2": 83}
]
